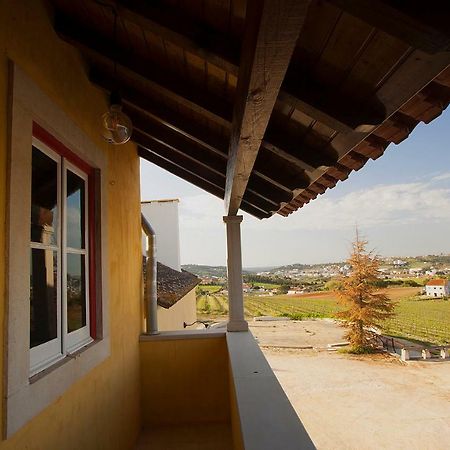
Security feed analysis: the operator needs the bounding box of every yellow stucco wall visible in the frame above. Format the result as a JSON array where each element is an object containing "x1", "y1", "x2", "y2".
[
  {"x1": 157, "y1": 288, "x2": 198, "y2": 331},
  {"x1": 140, "y1": 336, "x2": 230, "y2": 426},
  {"x1": 0, "y1": 1, "x2": 142, "y2": 448}
]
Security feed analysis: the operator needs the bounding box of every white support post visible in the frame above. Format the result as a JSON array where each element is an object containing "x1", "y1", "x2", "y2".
[
  {"x1": 224, "y1": 215, "x2": 248, "y2": 332},
  {"x1": 401, "y1": 348, "x2": 410, "y2": 361}
]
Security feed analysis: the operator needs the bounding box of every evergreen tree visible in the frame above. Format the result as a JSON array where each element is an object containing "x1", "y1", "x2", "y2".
[{"x1": 337, "y1": 232, "x2": 394, "y2": 352}]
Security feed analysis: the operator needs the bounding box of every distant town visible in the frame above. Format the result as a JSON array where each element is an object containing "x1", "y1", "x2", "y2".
[{"x1": 183, "y1": 254, "x2": 450, "y2": 294}]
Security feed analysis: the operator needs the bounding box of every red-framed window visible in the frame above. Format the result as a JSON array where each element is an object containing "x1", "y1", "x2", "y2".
[{"x1": 30, "y1": 123, "x2": 97, "y2": 374}]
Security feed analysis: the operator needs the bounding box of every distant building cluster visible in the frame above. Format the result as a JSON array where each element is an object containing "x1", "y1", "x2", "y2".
[{"x1": 257, "y1": 263, "x2": 351, "y2": 279}]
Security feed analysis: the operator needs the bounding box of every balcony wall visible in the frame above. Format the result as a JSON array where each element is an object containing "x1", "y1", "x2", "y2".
[
  {"x1": 139, "y1": 330, "x2": 315, "y2": 450},
  {"x1": 139, "y1": 331, "x2": 233, "y2": 449},
  {"x1": 140, "y1": 332, "x2": 230, "y2": 426}
]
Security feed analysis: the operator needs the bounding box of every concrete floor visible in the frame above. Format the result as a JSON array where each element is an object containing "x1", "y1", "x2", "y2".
[
  {"x1": 136, "y1": 423, "x2": 233, "y2": 450},
  {"x1": 257, "y1": 320, "x2": 450, "y2": 450}
]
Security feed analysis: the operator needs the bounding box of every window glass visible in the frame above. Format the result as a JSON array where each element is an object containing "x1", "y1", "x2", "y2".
[
  {"x1": 66, "y1": 170, "x2": 85, "y2": 249},
  {"x1": 29, "y1": 141, "x2": 91, "y2": 370},
  {"x1": 31, "y1": 146, "x2": 58, "y2": 245},
  {"x1": 30, "y1": 249, "x2": 58, "y2": 348},
  {"x1": 67, "y1": 254, "x2": 87, "y2": 333}
]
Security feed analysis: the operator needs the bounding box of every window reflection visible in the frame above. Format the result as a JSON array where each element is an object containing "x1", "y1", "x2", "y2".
[
  {"x1": 66, "y1": 171, "x2": 85, "y2": 249},
  {"x1": 30, "y1": 249, "x2": 58, "y2": 348},
  {"x1": 67, "y1": 254, "x2": 86, "y2": 333},
  {"x1": 31, "y1": 147, "x2": 58, "y2": 245}
]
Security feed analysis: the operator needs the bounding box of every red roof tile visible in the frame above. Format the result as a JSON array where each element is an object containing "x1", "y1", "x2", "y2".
[{"x1": 426, "y1": 279, "x2": 448, "y2": 286}]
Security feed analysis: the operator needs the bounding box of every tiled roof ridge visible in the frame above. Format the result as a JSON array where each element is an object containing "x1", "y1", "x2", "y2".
[
  {"x1": 426, "y1": 278, "x2": 448, "y2": 286},
  {"x1": 156, "y1": 261, "x2": 200, "y2": 309}
]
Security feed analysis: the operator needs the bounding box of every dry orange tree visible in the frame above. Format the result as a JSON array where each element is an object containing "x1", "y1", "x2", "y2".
[{"x1": 337, "y1": 233, "x2": 395, "y2": 352}]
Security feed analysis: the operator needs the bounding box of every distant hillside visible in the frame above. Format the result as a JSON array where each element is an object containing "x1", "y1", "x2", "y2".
[
  {"x1": 182, "y1": 264, "x2": 228, "y2": 278},
  {"x1": 183, "y1": 254, "x2": 450, "y2": 279}
]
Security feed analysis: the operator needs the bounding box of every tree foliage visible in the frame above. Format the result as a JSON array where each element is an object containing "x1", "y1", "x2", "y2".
[{"x1": 337, "y1": 233, "x2": 395, "y2": 351}]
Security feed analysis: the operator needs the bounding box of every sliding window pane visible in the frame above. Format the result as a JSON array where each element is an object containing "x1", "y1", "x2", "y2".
[
  {"x1": 30, "y1": 249, "x2": 58, "y2": 348},
  {"x1": 67, "y1": 253, "x2": 87, "y2": 333},
  {"x1": 31, "y1": 147, "x2": 58, "y2": 245},
  {"x1": 66, "y1": 170, "x2": 85, "y2": 249}
]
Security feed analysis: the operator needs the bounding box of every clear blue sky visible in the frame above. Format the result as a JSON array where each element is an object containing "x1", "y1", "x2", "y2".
[{"x1": 141, "y1": 111, "x2": 450, "y2": 267}]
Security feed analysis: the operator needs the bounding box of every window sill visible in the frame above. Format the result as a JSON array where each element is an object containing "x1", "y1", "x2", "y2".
[{"x1": 29, "y1": 338, "x2": 96, "y2": 383}]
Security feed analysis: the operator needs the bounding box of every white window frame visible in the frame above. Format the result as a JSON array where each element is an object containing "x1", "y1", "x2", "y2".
[
  {"x1": 29, "y1": 141, "x2": 63, "y2": 375},
  {"x1": 6, "y1": 64, "x2": 110, "y2": 438},
  {"x1": 62, "y1": 160, "x2": 92, "y2": 353},
  {"x1": 29, "y1": 141, "x2": 95, "y2": 376}
]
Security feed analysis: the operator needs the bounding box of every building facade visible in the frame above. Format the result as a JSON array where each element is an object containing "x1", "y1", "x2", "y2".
[{"x1": 425, "y1": 279, "x2": 450, "y2": 298}]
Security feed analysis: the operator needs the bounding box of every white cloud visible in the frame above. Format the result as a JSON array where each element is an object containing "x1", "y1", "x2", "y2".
[
  {"x1": 431, "y1": 172, "x2": 450, "y2": 182},
  {"x1": 177, "y1": 176, "x2": 450, "y2": 236},
  {"x1": 262, "y1": 181, "x2": 450, "y2": 231},
  {"x1": 178, "y1": 194, "x2": 225, "y2": 229}
]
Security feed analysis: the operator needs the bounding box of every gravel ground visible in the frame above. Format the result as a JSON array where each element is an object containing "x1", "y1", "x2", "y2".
[{"x1": 251, "y1": 320, "x2": 450, "y2": 450}]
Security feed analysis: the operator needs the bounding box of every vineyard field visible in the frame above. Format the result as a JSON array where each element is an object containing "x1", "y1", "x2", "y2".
[{"x1": 197, "y1": 288, "x2": 450, "y2": 345}]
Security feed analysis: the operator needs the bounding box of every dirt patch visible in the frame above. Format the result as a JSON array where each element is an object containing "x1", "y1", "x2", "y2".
[
  {"x1": 249, "y1": 318, "x2": 346, "y2": 349},
  {"x1": 259, "y1": 320, "x2": 450, "y2": 450}
]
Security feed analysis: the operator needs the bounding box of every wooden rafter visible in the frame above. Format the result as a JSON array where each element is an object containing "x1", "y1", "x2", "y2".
[
  {"x1": 52, "y1": 1, "x2": 450, "y2": 220},
  {"x1": 138, "y1": 146, "x2": 271, "y2": 219},
  {"x1": 326, "y1": 0, "x2": 450, "y2": 54},
  {"x1": 91, "y1": 70, "x2": 307, "y2": 193},
  {"x1": 55, "y1": 12, "x2": 233, "y2": 127},
  {"x1": 125, "y1": 104, "x2": 300, "y2": 195},
  {"x1": 134, "y1": 126, "x2": 288, "y2": 210},
  {"x1": 225, "y1": 0, "x2": 311, "y2": 215},
  {"x1": 107, "y1": 0, "x2": 378, "y2": 132},
  {"x1": 112, "y1": 0, "x2": 240, "y2": 76}
]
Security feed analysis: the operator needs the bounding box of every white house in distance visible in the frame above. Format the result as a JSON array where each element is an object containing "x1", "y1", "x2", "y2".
[
  {"x1": 425, "y1": 279, "x2": 450, "y2": 298},
  {"x1": 141, "y1": 199, "x2": 198, "y2": 330}
]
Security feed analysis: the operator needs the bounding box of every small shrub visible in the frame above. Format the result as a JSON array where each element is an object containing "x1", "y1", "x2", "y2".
[{"x1": 338, "y1": 346, "x2": 377, "y2": 355}]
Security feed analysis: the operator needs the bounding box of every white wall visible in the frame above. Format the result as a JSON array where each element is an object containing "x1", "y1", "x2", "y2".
[
  {"x1": 425, "y1": 284, "x2": 450, "y2": 297},
  {"x1": 142, "y1": 200, "x2": 181, "y2": 271}
]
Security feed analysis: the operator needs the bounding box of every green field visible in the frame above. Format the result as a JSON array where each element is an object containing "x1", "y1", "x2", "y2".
[
  {"x1": 197, "y1": 287, "x2": 450, "y2": 345},
  {"x1": 197, "y1": 285, "x2": 223, "y2": 294}
]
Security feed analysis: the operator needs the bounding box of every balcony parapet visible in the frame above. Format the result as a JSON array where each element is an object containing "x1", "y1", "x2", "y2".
[
  {"x1": 227, "y1": 331, "x2": 316, "y2": 450},
  {"x1": 138, "y1": 329, "x2": 315, "y2": 449}
]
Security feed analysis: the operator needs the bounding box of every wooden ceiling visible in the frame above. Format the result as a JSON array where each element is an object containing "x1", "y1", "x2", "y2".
[{"x1": 51, "y1": 0, "x2": 450, "y2": 219}]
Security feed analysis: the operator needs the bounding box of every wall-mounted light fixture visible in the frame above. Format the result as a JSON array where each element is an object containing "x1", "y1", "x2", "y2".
[
  {"x1": 98, "y1": 2, "x2": 133, "y2": 145},
  {"x1": 101, "y1": 90, "x2": 133, "y2": 145}
]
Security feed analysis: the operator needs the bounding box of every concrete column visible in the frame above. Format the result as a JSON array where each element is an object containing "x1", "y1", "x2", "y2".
[{"x1": 223, "y1": 215, "x2": 248, "y2": 332}]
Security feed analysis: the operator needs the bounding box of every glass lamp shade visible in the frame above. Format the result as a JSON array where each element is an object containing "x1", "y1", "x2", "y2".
[{"x1": 101, "y1": 104, "x2": 133, "y2": 145}]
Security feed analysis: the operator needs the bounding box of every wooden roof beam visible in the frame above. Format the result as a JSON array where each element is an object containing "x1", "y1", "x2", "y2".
[
  {"x1": 225, "y1": 0, "x2": 311, "y2": 215},
  {"x1": 133, "y1": 123, "x2": 289, "y2": 208},
  {"x1": 55, "y1": 11, "x2": 233, "y2": 127},
  {"x1": 135, "y1": 130, "x2": 279, "y2": 214},
  {"x1": 90, "y1": 68, "x2": 229, "y2": 154},
  {"x1": 57, "y1": 12, "x2": 333, "y2": 184},
  {"x1": 277, "y1": 89, "x2": 357, "y2": 134},
  {"x1": 112, "y1": 0, "x2": 240, "y2": 76},
  {"x1": 123, "y1": 102, "x2": 302, "y2": 196},
  {"x1": 111, "y1": 0, "x2": 358, "y2": 133},
  {"x1": 263, "y1": 124, "x2": 338, "y2": 170},
  {"x1": 138, "y1": 147, "x2": 271, "y2": 219},
  {"x1": 326, "y1": 0, "x2": 450, "y2": 54}
]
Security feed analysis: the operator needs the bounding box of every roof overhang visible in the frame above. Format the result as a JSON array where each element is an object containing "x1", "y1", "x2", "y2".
[{"x1": 51, "y1": 0, "x2": 450, "y2": 219}]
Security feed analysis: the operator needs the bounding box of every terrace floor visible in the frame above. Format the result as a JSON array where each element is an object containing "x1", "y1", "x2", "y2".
[
  {"x1": 136, "y1": 423, "x2": 233, "y2": 450},
  {"x1": 259, "y1": 320, "x2": 450, "y2": 450}
]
